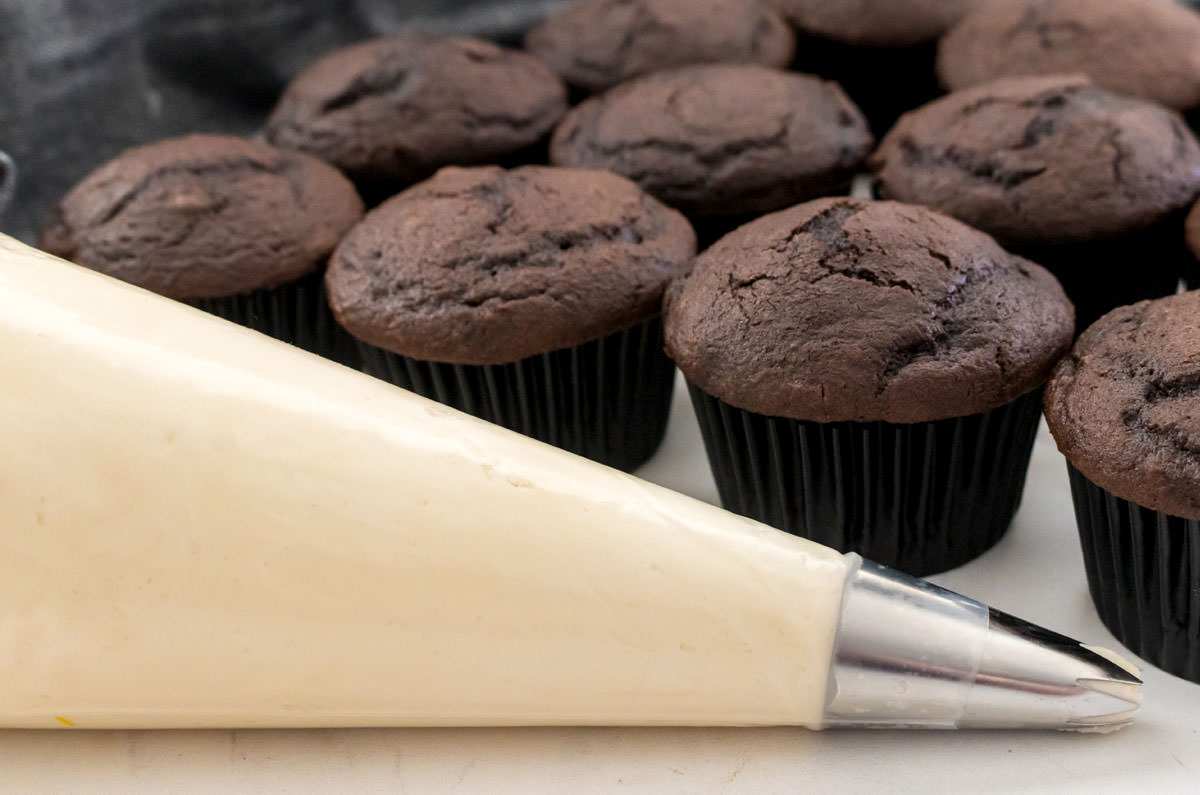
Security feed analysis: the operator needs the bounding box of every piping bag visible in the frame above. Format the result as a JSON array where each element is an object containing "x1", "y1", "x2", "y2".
[{"x1": 0, "y1": 235, "x2": 1140, "y2": 731}]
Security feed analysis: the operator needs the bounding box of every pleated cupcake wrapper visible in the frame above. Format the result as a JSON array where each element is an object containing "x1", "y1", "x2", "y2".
[
  {"x1": 687, "y1": 386, "x2": 1045, "y2": 577},
  {"x1": 358, "y1": 316, "x2": 675, "y2": 472},
  {"x1": 189, "y1": 270, "x2": 361, "y2": 368},
  {"x1": 1013, "y1": 210, "x2": 1191, "y2": 334},
  {"x1": 1067, "y1": 465, "x2": 1200, "y2": 683}
]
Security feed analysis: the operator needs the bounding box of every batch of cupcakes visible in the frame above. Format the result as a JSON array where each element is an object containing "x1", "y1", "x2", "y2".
[{"x1": 41, "y1": 0, "x2": 1200, "y2": 684}]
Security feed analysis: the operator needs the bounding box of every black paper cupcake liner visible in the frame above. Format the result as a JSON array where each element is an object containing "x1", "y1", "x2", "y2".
[
  {"x1": 190, "y1": 270, "x2": 360, "y2": 368},
  {"x1": 687, "y1": 386, "x2": 1045, "y2": 576},
  {"x1": 358, "y1": 316, "x2": 675, "y2": 472},
  {"x1": 1067, "y1": 465, "x2": 1200, "y2": 683},
  {"x1": 1013, "y1": 210, "x2": 1191, "y2": 334}
]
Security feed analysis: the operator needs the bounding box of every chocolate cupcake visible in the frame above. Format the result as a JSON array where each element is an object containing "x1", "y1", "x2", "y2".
[
  {"x1": 266, "y1": 34, "x2": 567, "y2": 198},
  {"x1": 664, "y1": 197, "x2": 1073, "y2": 576},
  {"x1": 939, "y1": 0, "x2": 1200, "y2": 120},
  {"x1": 326, "y1": 165, "x2": 696, "y2": 471},
  {"x1": 1045, "y1": 292, "x2": 1200, "y2": 683},
  {"x1": 874, "y1": 75, "x2": 1200, "y2": 331},
  {"x1": 550, "y1": 64, "x2": 872, "y2": 242},
  {"x1": 38, "y1": 134, "x2": 364, "y2": 363},
  {"x1": 525, "y1": 0, "x2": 795, "y2": 94},
  {"x1": 770, "y1": 0, "x2": 985, "y2": 135}
]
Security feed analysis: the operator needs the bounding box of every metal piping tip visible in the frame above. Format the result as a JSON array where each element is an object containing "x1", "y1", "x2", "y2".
[{"x1": 823, "y1": 559, "x2": 1142, "y2": 730}]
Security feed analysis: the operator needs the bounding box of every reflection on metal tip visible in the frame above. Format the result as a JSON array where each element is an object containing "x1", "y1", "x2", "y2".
[{"x1": 1077, "y1": 677, "x2": 1143, "y2": 705}]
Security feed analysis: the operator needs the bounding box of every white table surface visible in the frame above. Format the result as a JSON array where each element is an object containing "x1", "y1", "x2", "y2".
[{"x1": 2, "y1": 373, "x2": 1198, "y2": 794}]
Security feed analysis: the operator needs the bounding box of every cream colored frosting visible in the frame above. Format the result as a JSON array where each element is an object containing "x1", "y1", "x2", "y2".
[{"x1": 0, "y1": 235, "x2": 851, "y2": 729}]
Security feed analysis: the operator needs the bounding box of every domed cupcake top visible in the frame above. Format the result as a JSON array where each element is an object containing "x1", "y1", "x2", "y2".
[
  {"x1": 939, "y1": 0, "x2": 1200, "y2": 112},
  {"x1": 266, "y1": 34, "x2": 567, "y2": 184},
  {"x1": 874, "y1": 75, "x2": 1200, "y2": 247},
  {"x1": 525, "y1": 0, "x2": 795, "y2": 93},
  {"x1": 38, "y1": 134, "x2": 364, "y2": 300},
  {"x1": 664, "y1": 198, "x2": 1073, "y2": 423},
  {"x1": 550, "y1": 64, "x2": 872, "y2": 218},
  {"x1": 1045, "y1": 291, "x2": 1200, "y2": 520},
  {"x1": 771, "y1": 0, "x2": 985, "y2": 47},
  {"x1": 327, "y1": 166, "x2": 696, "y2": 365}
]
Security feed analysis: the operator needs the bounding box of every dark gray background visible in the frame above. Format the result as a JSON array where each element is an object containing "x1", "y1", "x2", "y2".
[{"x1": 0, "y1": 0, "x2": 566, "y2": 242}]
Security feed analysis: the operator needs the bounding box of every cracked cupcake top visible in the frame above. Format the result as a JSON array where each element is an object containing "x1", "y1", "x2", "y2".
[
  {"x1": 550, "y1": 64, "x2": 872, "y2": 218},
  {"x1": 265, "y1": 34, "x2": 567, "y2": 185},
  {"x1": 771, "y1": 0, "x2": 984, "y2": 47},
  {"x1": 1045, "y1": 291, "x2": 1200, "y2": 519},
  {"x1": 663, "y1": 198, "x2": 1073, "y2": 423},
  {"x1": 326, "y1": 166, "x2": 696, "y2": 364},
  {"x1": 525, "y1": 0, "x2": 795, "y2": 93},
  {"x1": 873, "y1": 75, "x2": 1200, "y2": 247},
  {"x1": 38, "y1": 134, "x2": 364, "y2": 300},
  {"x1": 938, "y1": 0, "x2": 1200, "y2": 112}
]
